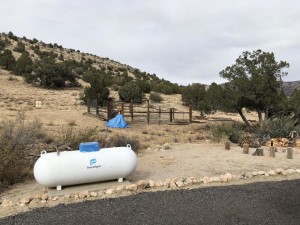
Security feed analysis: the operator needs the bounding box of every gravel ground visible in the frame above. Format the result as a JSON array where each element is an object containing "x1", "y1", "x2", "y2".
[{"x1": 1, "y1": 179, "x2": 300, "y2": 225}]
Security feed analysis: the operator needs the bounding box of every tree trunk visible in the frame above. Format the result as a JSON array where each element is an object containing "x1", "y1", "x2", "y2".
[
  {"x1": 238, "y1": 109, "x2": 253, "y2": 131},
  {"x1": 264, "y1": 109, "x2": 269, "y2": 120},
  {"x1": 257, "y1": 110, "x2": 263, "y2": 124}
]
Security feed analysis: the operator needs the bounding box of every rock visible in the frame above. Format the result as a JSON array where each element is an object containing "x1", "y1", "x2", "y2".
[
  {"x1": 212, "y1": 177, "x2": 221, "y2": 182},
  {"x1": 163, "y1": 143, "x2": 170, "y2": 150},
  {"x1": 90, "y1": 192, "x2": 98, "y2": 197},
  {"x1": 34, "y1": 194, "x2": 42, "y2": 200},
  {"x1": 19, "y1": 203, "x2": 26, "y2": 207},
  {"x1": 78, "y1": 192, "x2": 86, "y2": 199},
  {"x1": 264, "y1": 173, "x2": 270, "y2": 177},
  {"x1": 40, "y1": 200, "x2": 47, "y2": 204},
  {"x1": 275, "y1": 168, "x2": 284, "y2": 174},
  {"x1": 51, "y1": 196, "x2": 59, "y2": 201},
  {"x1": 286, "y1": 169, "x2": 295, "y2": 174},
  {"x1": 175, "y1": 180, "x2": 184, "y2": 187},
  {"x1": 281, "y1": 171, "x2": 287, "y2": 176},
  {"x1": 170, "y1": 181, "x2": 177, "y2": 188},
  {"x1": 64, "y1": 194, "x2": 71, "y2": 199},
  {"x1": 41, "y1": 194, "x2": 48, "y2": 201},
  {"x1": 185, "y1": 178, "x2": 193, "y2": 184},
  {"x1": 105, "y1": 189, "x2": 114, "y2": 195},
  {"x1": 163, "y1": 181, "x2": 170, "y2": 188},
  {"x1": 201, "y1": 176, "x2": 210, "y2": 183},
  {"x1": 296, "y1": 169, "x2": 300, "y2": 173},
  {"x1": 148, "y1": 180, "x2": 155, "y2": 187},
  {"x1": 155, "y1": 181, "x2": 163, "y2": 187},
  {"x1": 1, "y1": 199, "x2": 13, "y2": 208},
  {"x1": 257, "y1": 171, "x2": 265, "y2": 175},
  {"x1": 73, "y1": 194, "x2": 79, "y2": 199},
  {"x1": 137, "y1": 180, "x2": 149, "y2": 190},
  {"x1": 225, "y1": 173, "x2": 233, "y2": 181},
  {"x1": 268, "y1": 170, "x2": 276, "y2": 176},
  {"x1": 116, "y1": 185, "x2": 125, "y2": 192},
  {"x1": 252, "y1": 171, "x2": 258, "y2": 176},
  {"x1": 20, "y1": 197, "x2": 32, "y2": 205},
  {"x1": 125, "y1": 184, "x2": 138, "y2": 191},
  {"x1": 97, "y1": 191, "x2": 104, "y2": 196},
  {"x1": 30, "y1": 199, "x2": 40, "y2": 205}
]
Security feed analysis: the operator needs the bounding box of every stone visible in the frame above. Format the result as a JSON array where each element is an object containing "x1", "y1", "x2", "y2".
[
  {"x1": 257, "y1": 171, "x2": 265, "y2": 175},
  {"x1": 41, "y1": 194, "x2": 48, "y2": 201},
  {"x1": 105, "y1": 189, "x2": 114, "y2": 195},
  {"x1": 163, "y1": 181, "x2": 170, "y2": 188},
  {"x1": 220, "y1": 175, "x2": 228, "y2": 182},
  {"x1": 40, "y1": 200, "x2": 47, "y2": 204},
  {"x1": 78, "y1": 192, "x2": 86, "y2": 199},
  {"x1": 201, "y1": 176, "x2": 210, "y2": 183},
  {"x1": 137, "y1": 180, "x2": 149, "y2": 190},
  {"x1": 268, "y1": 170, "x2": 276, "y2": 176},
  {"x1": 252, "y1": 171, "x2": 258, "y2": 176},
  {"x1": 281, "y1": 171, "x2": 287, "y2": 176},
  {"x1": 64, "y1": 194, "x2": 71, "y2": 199},
  {"x1": 125, "y1": 184, "x2": 138, "y2": 191},
  {"x1": 296, "y1": 169, "x2": 300, "y2": 173},
  {"x1": 90, "y1": 192, "x2": 98, "y2": 197},
  {"x1": 116, "y1": 185, "x2": 125, "y2": 192},
  {"x1": 19, "y1": 203, "x2": 26, "y2": 207},
  {"x1": 225, "y1": 173, "x2": 233, "y2": 181},
  {"x1": 175, "y1": 180, "x2": 185, "y2": 187},
  {"x1": 73, "y1": 194, "x2": 79, "y2": 199},
  {"x1": 148, "y1": 180, "x2": 155, "y2": 187},
  {"x1": 286, "y1": 169, "x2": 295, "y2": 174},
  {"x1": 275, "y1": 168, "x2": 284, "y2": 174},
  {"x1": 185, "y1": 178, "x2": 193, "y2": 184},
  {"x1": 1, "y1": 199, "x2": 13, "y2": 208},
  {"x1": 155, "y1": 181, "x2": 163, "y2": 187},
  {"x1": 264, "y1": 173, "x2": 270, "y2": 177},
  {"x1": 212, "y1": 177, "x2": 221, "y2": 182},
  {"x1": 30, "y1": 199, "x2": 40, "y2": 205},
  {"x1": 51, "y1": 196, "x2": 59, "y2": 201},
  {"x1": 20, "y1": 197, "x2": 32, "y2": 204},
  {"x1": 34, "y1": 194, "x2": 42, "y2": 200},
  {"x1": 97, "y1": 191, "x2": 104, "y2": 196},
  {"x1": 170, "y1": 181, "x2": 177, "y2": 188},
  {"x1": 163, "y1": 143, "x2": 170, "y2": 150}
]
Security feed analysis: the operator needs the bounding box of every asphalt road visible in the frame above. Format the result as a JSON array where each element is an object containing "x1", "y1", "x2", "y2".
[{"x1": 1, "y1": 180, "x2": 300, "y2": 225}]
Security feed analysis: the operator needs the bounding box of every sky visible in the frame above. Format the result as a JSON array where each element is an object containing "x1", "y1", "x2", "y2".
[{"x1": 0, "y1": 0, "x2": 299, "y2": 85}]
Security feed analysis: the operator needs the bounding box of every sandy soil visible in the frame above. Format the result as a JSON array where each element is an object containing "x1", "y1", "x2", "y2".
[{"x1": 1, "y1": 72, "x2": 299, "y2": 218}]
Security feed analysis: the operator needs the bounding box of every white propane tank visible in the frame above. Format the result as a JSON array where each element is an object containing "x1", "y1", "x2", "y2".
[{"x1": 33, "y1": 144, "x2": 137, "y2": 190}]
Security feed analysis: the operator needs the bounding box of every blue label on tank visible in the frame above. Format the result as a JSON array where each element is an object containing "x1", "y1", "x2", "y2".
[
  {"x1": 87, "y1": 158, "x2": 101, "y2": 169},
  {"x1": 90, "y1": 158, "x2": 97, "y2": 166}
]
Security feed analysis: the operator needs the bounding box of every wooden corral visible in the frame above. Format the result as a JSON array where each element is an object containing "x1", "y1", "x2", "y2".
[{"x1": 87, "y1": 99, "x2": 193, "y2": 125}]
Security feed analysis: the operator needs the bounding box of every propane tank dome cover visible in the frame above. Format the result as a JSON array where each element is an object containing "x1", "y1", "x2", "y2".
[{"x1": 79, "y1": 142, "x2": 100, "y2": 152}]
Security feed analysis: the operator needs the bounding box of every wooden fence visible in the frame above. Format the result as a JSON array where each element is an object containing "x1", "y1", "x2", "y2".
[{"x1": 87, "y1": 99, "x2": 193, "y2": 124}]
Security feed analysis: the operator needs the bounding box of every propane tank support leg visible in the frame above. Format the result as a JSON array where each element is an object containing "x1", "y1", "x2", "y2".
[
  {"x1": 118, "y1": 178, "x2": 123, "y2": 182},
  {"x1": 57, "y1": 185, "x2": 62, "y2": 191}
]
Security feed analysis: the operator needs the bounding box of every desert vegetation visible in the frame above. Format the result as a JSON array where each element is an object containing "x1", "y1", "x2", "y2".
[{"x1": 1, "y1": 31, "x2": 300, "y2": 194}]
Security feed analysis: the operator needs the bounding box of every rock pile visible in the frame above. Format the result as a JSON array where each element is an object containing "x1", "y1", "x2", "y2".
[{"x1": 1, "y1": 168, "x2": 300, "y2": 209}]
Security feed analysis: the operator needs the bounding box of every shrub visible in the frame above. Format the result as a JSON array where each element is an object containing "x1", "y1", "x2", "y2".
[
  {"x1": 60, "y1": 126, "x2": 107, "y2": 150},
  {"x1": 0, "y1": 113, "x2": 43, "y2": 185},
  {"x1": 0, "y1": 49, "x2": 16, "y2": 71},
  {"x1": 255, "y1": 116, "x2": 300, "y2": 139},
  {"x1": 13, "y1": 41, "x2": 25, "y2": 53},
  {"x1": 150, "y1": 92, "x2": 163, "y2": 103},
  {"x1": 106, "y1": 134, "x2": 140, "y2": 154},
  {"x1": 118, "y1": 81, "x2": 144, "y2": 103},
  {"x1": 210, "y1": 122, "x2": 243, "y2": 143}
]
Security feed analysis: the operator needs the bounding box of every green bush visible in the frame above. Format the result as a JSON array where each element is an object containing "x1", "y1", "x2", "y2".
[
  {"x1": 13, "y1": 41, "x2": 25, "y2": 53},
  {"x1": 150, "y1": 92, "x2": 163, "y2": 103},
  {"x1": 211, "y1": 122, "x2": 244, "y2": 143},
  {"x1": 0, "y1": 49, "x2": 16, "y2": 71},
  {"x1": 0, "y1": 113, "x2": 43, "y2": 186},
  {"x1": 118, "y1": 82, "x2": 144, "y2": 103},
  {"x1": 255, "y1": 116, "x2": 300, "y2": 139}
]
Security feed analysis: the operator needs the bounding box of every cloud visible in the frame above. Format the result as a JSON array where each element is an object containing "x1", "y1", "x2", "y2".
[{"x1": 1, "y1": 0, "x2": 299, "y2": 84}]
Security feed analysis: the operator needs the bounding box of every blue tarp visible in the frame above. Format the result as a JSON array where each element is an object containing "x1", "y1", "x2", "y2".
[{"x1": 106, "y1": 114, "x2": 129, "y2": 128}]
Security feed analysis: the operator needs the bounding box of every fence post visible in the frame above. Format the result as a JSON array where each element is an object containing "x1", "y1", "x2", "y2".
[
  {"x1": 107, "y1": 102, "x2": 110, "y2": 121},
  {"x1": 147, "y1": 100, "x2": 150, "y2": 124},
  {"x1": 158, "y1": 106, "x2": 161, "y2": 125},
  {"x1": 169, "y1": 108, "x2": 173, "y2": 123},
  {"x1": 130, "y1": 100, "x2": 134, "y2": 121},
  {"x1": 87, "y1": 99, "x2": 90, "y2": 113},
  {"x1": 189, "y1": 105, "x2": 192, "y2": 123},
  {"x1": 121, "y1": 103, "x2": 124, "y2": 115}
]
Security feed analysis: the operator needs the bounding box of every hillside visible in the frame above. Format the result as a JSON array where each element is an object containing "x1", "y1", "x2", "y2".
[{"x1": 282, "y1": 80, "x2": 300, "y2": 96}]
